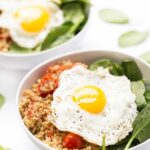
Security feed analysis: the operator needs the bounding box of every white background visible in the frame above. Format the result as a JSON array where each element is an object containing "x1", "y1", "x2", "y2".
[{"x1": 0, "y1": 0, "x2": 150, "y2": 149}]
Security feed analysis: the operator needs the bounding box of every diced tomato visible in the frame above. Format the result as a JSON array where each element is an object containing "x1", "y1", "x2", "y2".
[
  {"x1": 37, "y1": 63, "x2": 76, "y2": 97},
  {"x1": 63, "y1": 133, "x2": 84, "y2": 149},
  {"x1": 37, "y1": 73, "x2": 58, "y2": 96}
]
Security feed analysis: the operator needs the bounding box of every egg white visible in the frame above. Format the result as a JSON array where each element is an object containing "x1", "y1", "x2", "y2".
[
  {"x1": 0, "y1": 0, "x2": 64, "y2": 48},
  {"x1": 49, "y1": 65, "x2": 138, "y2": 146}
]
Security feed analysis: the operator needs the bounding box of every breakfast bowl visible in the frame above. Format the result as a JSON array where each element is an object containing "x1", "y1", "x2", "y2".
[
  {"x1": 0, "y1": 0, "x2": 90, "y2": 70},
  {"x1": 17, "y1": 50, "x2": 150, "y2": 150}
]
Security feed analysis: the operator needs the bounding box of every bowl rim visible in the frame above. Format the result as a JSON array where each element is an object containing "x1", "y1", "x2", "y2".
[
  {"x1": 16, "y1": 50, "x2": 150, "y2": 150},
  {"x1": 0, "y1": 6, "x2": 91, "y2": 58}
]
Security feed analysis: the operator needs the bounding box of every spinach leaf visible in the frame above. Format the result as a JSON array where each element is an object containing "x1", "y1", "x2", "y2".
[
  {"x1": 51, "y1": 0, "x2": 62, "y2": 5},
  {"x1": 108, "y1": 140, "x2": 139, "y2": 150},
  {"x1": 89, "y1": 59, "x2": 142, "y2": 79},
  {"x1": 125, "y1": 103, "x2": 150, "y2": 150},
  {"x1": 34, "y1": 44, "x2": 42, "y2": 52},
  {"x1": 108, "y1": 144, "x2": 125, "y2": 150},
  {"x1": 50, "y1": 34, "x2": 74, "y2": 47},
  {"x1": 9, "y1": 42, "x2": 33, "y2": 54},
  {"x1": 107, "y1": 135, "x2": 131, "y2": 150},
  {"x1": 136, "y1": 122, "x2": 150, "y2": 143},
  {"x1": 89, "y1": 59, "x2": 124, "y2": 76},
  {"x1": 0, "y1": 145, "x2": 10, "y2": 150},
  {"x1": 144, "y1": 90, "x2": 150, "y2": 103},
  {"x1": 102, "y1": 135, "x2": 106, "y2": 150},
  {"x1": 41, "y1": 22, "x2": 73, "y2": 50},
  {"x1": 119, "y1": 31, "x2": 148, "y2": 47},
  {"x1": 121, "y1": 60, "x2": 142, "y2": 81},
  {"x1": 89, "y1": 59, "x2": 111, "y2": 71},
  {"x1": 140, "y1": 51, "x2": 150, "y2": 64},
  {"x1": 116, "y1": 135, "x2": 132, "y2": 146},
  {"x1": 0, "y1": 94, "x2": 5, "y2": 109},
  {"x1": 62, "y1": 2, "x2": 85, "y2": 34},
  {"x1": 9, "y1": 42, "x2": 41, "y2": 53},
  {"x1": 42, "y1": 1, "x2": 88, "y2": 50},
  {"x1": 99, "y1": 9, "x2": 129, "y2": 24},
  {"x1": 131, "y1": 81, "x2": 147, "y2": 110},
  {"x1": 107, "y1": 135, "x2": 139, "y2": 150},
  {"x1": 62, "y1": 0, "x2": 91, "y2": 5},
  {"x1": 109, "y1": 63, "x2": 124, "y2": 76}
]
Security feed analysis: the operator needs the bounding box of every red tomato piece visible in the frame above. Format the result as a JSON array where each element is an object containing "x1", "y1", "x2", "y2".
[{"x1": 63, "y1": 133, "x2": 84, "y2": 149}]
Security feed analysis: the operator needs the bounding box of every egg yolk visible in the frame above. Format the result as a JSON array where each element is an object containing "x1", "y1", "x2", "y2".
[
  {"x1": 15, "y1": 5, "x2": 50, "y2": 33},
  {"x1": 72, "y1": 85, "x2": 106, "y2": 114}
]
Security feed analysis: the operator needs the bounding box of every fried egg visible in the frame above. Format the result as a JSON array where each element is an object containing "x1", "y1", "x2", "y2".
[
  {"x1": 49, "y1": 65, "x2": 138, "y2": 146},
  {"x1": 0, "y1": 0, "x2": 64, "y2": 48}
]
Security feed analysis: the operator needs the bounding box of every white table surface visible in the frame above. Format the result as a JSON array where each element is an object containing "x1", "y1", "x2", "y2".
[{"x1": 0, "y1": 0, "x2": 150, "y2": 149}]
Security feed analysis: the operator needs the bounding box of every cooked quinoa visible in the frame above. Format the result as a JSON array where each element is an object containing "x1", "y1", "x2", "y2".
[
  {"x1": 0, "y1": 28, "x2": 12, "y2": 52},
  {"x1": 19, "y1": 61, "x2": 99, "y2": 150}
]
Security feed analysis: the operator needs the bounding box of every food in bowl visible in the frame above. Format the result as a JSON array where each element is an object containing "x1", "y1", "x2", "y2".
[
  {"x1": 0, "y1": 0, "x2": 89, "y2": 53},
  {"x1": 19, "y1": 58, "x2": 150, "y2": 150}
]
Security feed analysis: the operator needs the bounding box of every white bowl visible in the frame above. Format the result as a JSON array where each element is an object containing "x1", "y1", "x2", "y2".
[
  {"x1": 0, "y1": 11, "x2": 90, "y2": 70},
  {"x1": 16, "y1": 50, "x2": 150, "y2": 150}
]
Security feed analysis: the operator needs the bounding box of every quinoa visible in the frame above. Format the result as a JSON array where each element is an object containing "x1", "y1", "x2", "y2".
[
  {"x1": 0, "y1": 28, "x2": 12, "y2": 52},
  {"x1": 19, "y1": 61, "x2": 99, "y2": 150}
]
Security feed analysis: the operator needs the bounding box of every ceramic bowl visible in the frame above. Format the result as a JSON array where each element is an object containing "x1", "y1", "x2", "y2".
[
  {"x1": 0, "y1": 9, "x2": 90, "y2": 70},
  {"x1": 17, "y1": 50, "x2": 150, "y2": 150}
]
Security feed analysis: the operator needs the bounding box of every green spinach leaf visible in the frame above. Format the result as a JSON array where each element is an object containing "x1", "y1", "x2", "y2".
[
  {"x1": 62, "y1": 0, "x2": 91, "y2": 5},
  {"x1": 89, "y1": 59, "x2": 111, "y2": 71},
  {"x1": 41, "y1": 22, "x2": 73, "y2": 50},
  {"x1": 144, "y1": 90, "x2": 150, "y2": 103},
  {"x1": 108, "y1": 144, "x2": 125, "y2": 150},
  {"x1": 99, "y1": 9, "x2": 129, "y2": 24},
  {"x1": 0, "y1": 145, "x2": 10, "y2": 150},
  {"x1": 107, "y1": 136, "x2": 139, "y2": 150},
  {"x1": 121, "y1": 60, "x2": 142, "y2": 81},
  {"x1": 89, "y1": 59, "x2": 124, "y2": 76},
  {"x1": 0, "y1": 94, "x2": 5, "y2": 109},
  {"x1": 50, "y1": 34, "x2": 74, "y2": 47},
  {"x1": 125, "y1": 103, "x2": 150, "y2": 150},
  {"x1": 9, "y1": 42, "x2": 41, "y2": 53},
  {"x1": 102, "y1": 134, "x2": 106, "y2": 150},
  {"x1": 119, "y1": 31, "x2": 148, "y2": 47},
  {"x1": 107, "y1": 135, "x2": 131, "y2": 150},
  {"x1": 109, "y1": 63, "x2": 124, "y2": 76},
  {"x1": 62, "y1": 2, "x2": 85, "y2": 34},
  {"x1": 9, "y1": 42, "x2": 33, "y2": 53},
  {"x1": 51, "y1": 0, "x2": 62, "y2": 5},
  {"x1": 131, "y1": 81, "x2": 147, "y2": 110},
  {"x1": 140, "y1": 51, "x2": 150, "y2": 64}
]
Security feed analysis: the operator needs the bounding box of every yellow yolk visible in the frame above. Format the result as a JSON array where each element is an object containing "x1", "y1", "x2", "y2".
[
  {"x1": 15, "y1": 5, "x2": 50, "y2": 33},
  {"x1": 73, "y1": 85, "x2": 106, "y2": 113}
]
